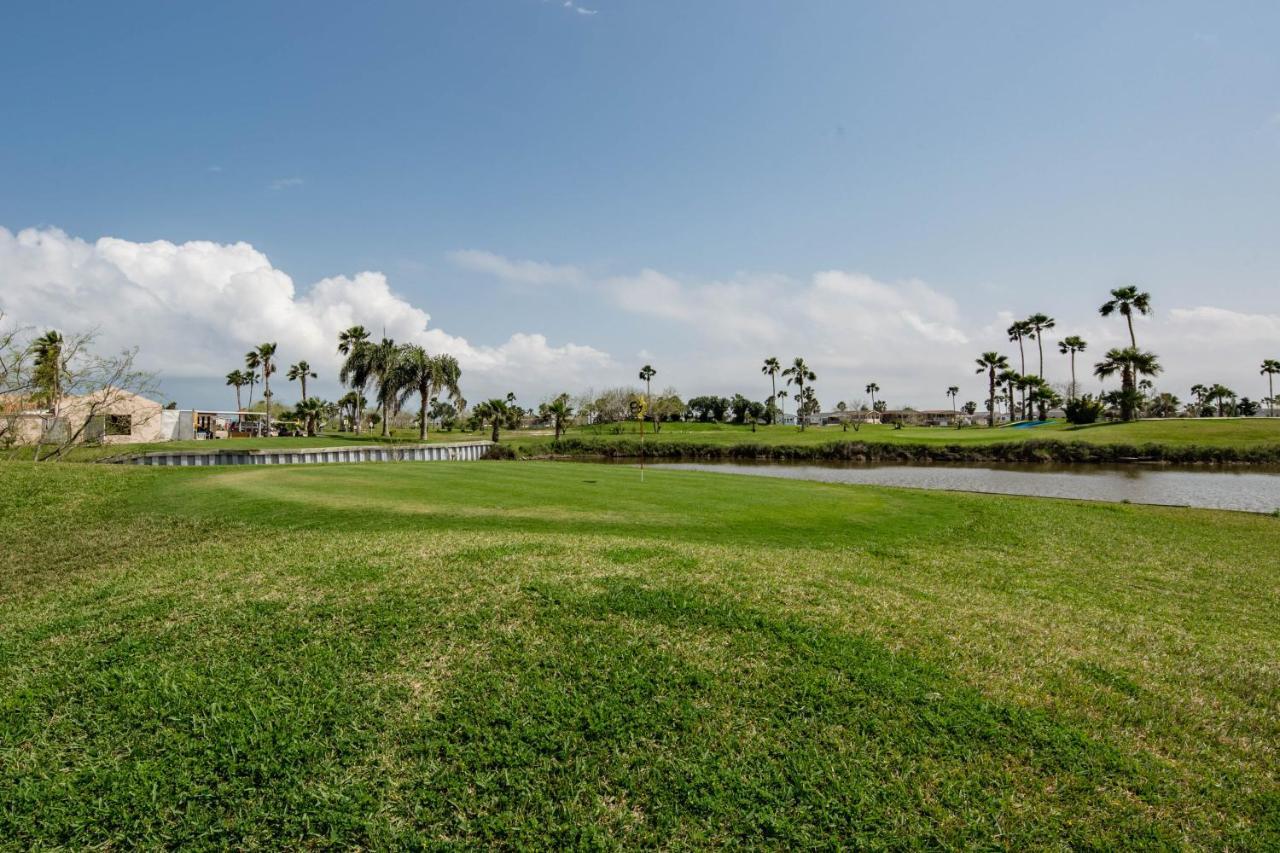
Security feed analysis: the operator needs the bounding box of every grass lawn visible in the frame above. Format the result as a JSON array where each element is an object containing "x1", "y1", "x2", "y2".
[
  {"x1": 2, "y1": 461, "x2": 1278, "y2": 847},
  {"x1": 533, "y1": 416, "x2": 1280, "y2": 449}
]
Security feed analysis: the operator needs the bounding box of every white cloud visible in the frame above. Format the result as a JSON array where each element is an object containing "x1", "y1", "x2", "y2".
[
  {"x1": 268, "y1": 177, "x2": 304, "y2": 191},
  {"x1": 448, "y1": 249, "x2": 584, "y2": 286},
  {"x1": 0, "y1": 227, "x2": 611, "y2": 399},
  {"x1": 462, "y1": 248, "x2": 1280, "y2": 407}
]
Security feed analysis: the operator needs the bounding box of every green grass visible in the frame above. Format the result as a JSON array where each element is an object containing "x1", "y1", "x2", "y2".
[
  {"x1": 542, "y1": 416, "x2": 1280, "y2": 449},
  {"x1": 2, "y1": 461, "x2": 1278, "y2": 847}
]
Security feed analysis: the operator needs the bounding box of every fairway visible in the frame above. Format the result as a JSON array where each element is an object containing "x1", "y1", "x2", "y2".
[{"x1": 2, "y1": 461, "x2": 1278, "y2": 847}]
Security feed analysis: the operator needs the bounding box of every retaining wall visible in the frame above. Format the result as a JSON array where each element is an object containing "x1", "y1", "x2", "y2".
[{"x1": 119, "y1": 441, "x2": 494, "y2": 466}]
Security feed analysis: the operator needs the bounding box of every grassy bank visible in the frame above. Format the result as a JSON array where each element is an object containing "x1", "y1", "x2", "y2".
[{"x1": 2, "y1": 461, "x2": 1277, "y2": 847}]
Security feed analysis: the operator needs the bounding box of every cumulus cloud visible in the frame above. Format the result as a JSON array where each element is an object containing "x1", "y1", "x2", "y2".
[
  {"x1": 449, "y1": 249, "x2": 584, "y2": 286},
  {"x1": 0, "y1": 227, "x2": 611, "y2": 398},
  {"x1": 268, "y1": 177, "x2": 304, "y2": 190}
]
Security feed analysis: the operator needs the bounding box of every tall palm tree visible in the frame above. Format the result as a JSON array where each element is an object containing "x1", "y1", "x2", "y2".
[
  {"x1": 1190, "y1": 383, "x2": 1208, "y2": 416},
  {"x1": 1058, "y1": 336, "x2": 1087, "y2": 400},
  {"x1": 783, "y1": 357, "x2": 816, "y2": 431},
  {"x1": 639, "y1": 364, "x2": 656, "y2": 430},
  {"x1": 225, "y1": 370, "x2": 248, "y2": 412},
  {"x1": 974, "y1": 352, "x2": 1009, "y2": 428},
  {"x1": 1094, "y1": 347, "x2": 1162, "y2": 422},
  {"x1": 1261, "y1": 359, "x2": 1280, "y2": 418},
  {"x1": 1026, "y1": 313, "x2": 1056, "y2": 378},
  {"x1": 864, "y1": 382, "x2": 880, "y2": 410},
  {"x1": 338, "y1": 325, "x2": 370, "y2": 432},
  {"x1": 341, "y1": 337, "x2": 400, "y2": 438},
  {"x1": 761, "y1": 357, "x2": 781, "y2": 423},
  {"x1": 243, "y1": 350, "x2": 262, "y2": 412},
  {"x1": 1006, "y1": 320, "x2": 1032, "y2": 417},
  {"x1": 293, "y1": 397, "x2": 325, "y2": 436},
  {"x1": 32, "y1": 330, "x2": 65, "y2": 415},
  {"x1": 254, "y1": 342, "x2": 278, "y2": 432},
  {"x1": 946, "y1": 385, "x2": 960, "y2": 428},
  {"x1": 287, "y1": 361, "x2": 316, "y2": 401},
  {"x1": 997, "y1": 368, "x2": 1021, "y2": 422},
  {"x1": 1099, "y1": 285, "x2": 1152, "y2": 348}
]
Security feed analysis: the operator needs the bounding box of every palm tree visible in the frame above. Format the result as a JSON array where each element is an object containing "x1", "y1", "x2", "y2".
[
  {"x1": 946, "y1": 385, "x2": 960, "y2": 428},
  {"x1": 342, "y1": 337, "x2": 399, "y2": 437},
  {"x1": 639, "y1": 364, "x2": 656, "y2": 430},
  {"x1": 293, "y1": 397, "x2": 325, "y2": 436},
  {"x1": 1094, "y1": 347, "x2": 1162, "y2": 422},
  {"x1": 474, "y1": 398, "x2": 510, "y2": 442},
  {"x1": 225, "y1": 370, "x2": 248, "y2": 412},
  {"x1": 998, "y1": 368, "x2": 1021, "y2": 421},
  {"x1": 395, "y1": 346, "x2": 463, "y2": 440},
  {"x1": 864, "y1": 382, "x2": 880, "y2": 411},
  {"x1": 1099, "y1": 285, "x2": 1152, "y2": 348},
  {"x1": 541, "y1": 394, "x2": 575, "y2": 441},
  {"x1": 1190, "y1": 383, "x2": 1208, "y2": 416},
  {"x1": 254, "y1": 342, "x2": 278, "y2": 433},
  {"x1": 1026, "y1": 313, "x2": 1055, "y2": 378},
  {"x1": 338, "y1": 325, "x2": 370, "y2": 432},
  {"x1": 287, "y1": 361, "x2": 316, "y2": 402},
  {"x1": 1058, "y1": 336, "x2": 1087, "y2": 400},
  {"x1": 1261, "y1": 359, "x2": 1280, "y2": 418},
  {"x1": 1006, "y1": 320, "x2": 1032, "y2": 417},
  {"x1": 761, "y1": 357, "x2": 781, "y2": 423},
  {"x1": 974, "y1": 352, "x2": 1009, "y2": 427},
  {"x1": 783, "y1": 357, "x2": 816, "y2": 430},
  {"x1": 244, "y1": 349, "x2": 261, "y2": 404},
  {"x1": 31, "y1": 330, "x2": 65, "y2": 416}
]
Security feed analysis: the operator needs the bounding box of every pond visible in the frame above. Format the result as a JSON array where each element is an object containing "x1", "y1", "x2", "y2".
[{"x1": 647, "y1": 461, "x2": 1280, "y2": 514}]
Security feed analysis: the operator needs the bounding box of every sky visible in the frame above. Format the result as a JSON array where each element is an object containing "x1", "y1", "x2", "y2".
[{"x1": 2, "y1": 1, "x2": 1278, "y2": 411}]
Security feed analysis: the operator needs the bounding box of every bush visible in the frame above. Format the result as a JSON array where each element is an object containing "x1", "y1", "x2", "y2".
[{"x1": 1065, "y1": 395, "x2": 1105, "y2": 425}]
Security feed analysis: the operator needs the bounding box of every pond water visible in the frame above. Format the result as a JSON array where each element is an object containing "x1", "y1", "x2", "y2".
[{"x1": 647, "y1": 461, "x2": 1280, "y2": 514}]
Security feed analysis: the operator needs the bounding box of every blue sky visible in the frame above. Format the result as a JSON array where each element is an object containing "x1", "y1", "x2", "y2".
[{"x1": 2, "y1": 1, "x2": 1278, "y2": 409}]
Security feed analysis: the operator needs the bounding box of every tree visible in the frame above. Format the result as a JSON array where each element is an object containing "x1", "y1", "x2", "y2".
[
  {"x1": 342, "y1": 337, "x2": 400, "y2": 437},
  {"x1": 648, "y1": 390, "x2": 684, "y2": 432},
  {"x1": 864, "y1": 382, "x2": 880, "y2": 411},
  {"x1": 1094, "y1": 347, "x2": 1162, "y2": 422},
  {"x1": 395, "y1": 345, "x2": 462, "y2": 440},
  {"x1": 998, "y1": 368, "x2": 1021, "y2": 422},
  {"x1": 338, "y1": 325, "x2": 371, "y2": 432},
  {"x1": 1026, "y1": 314, "x2": 1056, "y2": 379},
  {"x1": 783, "y1": 358, "x2": 816, "y2": 430},
  {"x1": 962, "y1": 400, "x2": 978, "y2": 416},
  {"x1": 1006, "y1": 320, "x2": 1032, "y2": 417},
  {"x1": 254, "y1": 342, "x2": 278, "y2": 433},
  {"x1": 287, "y1": 361, "x2": 316, "y2": 402},
  {"x1": 974, "y1": 352, "x2": 1009, "y2": 427},
  {"x1": 243, "y1": 350, "x2": 261, "y2": 413},
  {"x1": 761, "y1": 357, "x2": 782, "y2": 423},
  {"x1": 294, "y1": 397, "x2": 325, "y2": 436},
  {"x1": 31, "y1": 330, "x2": 66, "y2": 417},
  {"x1": 1099, "y1": 285, "x2": 1152, "y2": 348},
  {"x1": 1260, "y1": 359, "x2": 1280, "y2": 418},
  {"x1": 539, "y1": 394, "x2": 575, "y2": 440},
  {"x1": 225, "y1": 370, "x2": 249, "y2": 412},
  {"x1": 639, "y1": 364, "x2": 657, "y2": 430},
  {"x1": 946, "y1": 385, "x2": 960, "y2": 428},
  {"x1": 474, "y1": 397, "x2": 510, "y2": 442},
  {"x1": 1058, "y1": 336, "x2": 1087, "y2": 400},
  {"x1": 1238, "y1": 397, "x2": 1259, "y2": 417}
]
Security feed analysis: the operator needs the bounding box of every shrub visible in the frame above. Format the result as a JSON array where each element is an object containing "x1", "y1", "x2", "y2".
[{"x1": 1065, "y1": 395, "x2": 1105, "y2": 425}]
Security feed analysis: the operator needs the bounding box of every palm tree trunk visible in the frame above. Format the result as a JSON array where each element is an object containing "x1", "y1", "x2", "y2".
[
  {"x1": 301, "y1": 376, "x2": 308, "y2": 401},
  {"x1": 1017, "y1": 340, "x2": 1026, "y2": 419},
  {"x1": 1270, "y1": 375, "x2": 1275, "y2": 418},
  {"x1": 491, "y1": 420, "x2": 499, "y2": 443},
  {"x1": 988, "y1": 373, "x2": 996, "y2": 427},
  {"x1": 770, "y1": 376, "x2": 777, "y2": 423},
  {"x1": 381, "y1": 399, "x2": 389, "y2": 437},
  {"x1": 235, "y1": 386, "x2": 242, "y2": 413},
  {"x1": 1126, "y1": 313, "x2": 1136, "y2": 348},
  {"x1": 419, "y1": 394, "x2": 428, "y2": 440},
  {"x1": 1070, "y1": 353, "x2": 1077, "y2": 401}
]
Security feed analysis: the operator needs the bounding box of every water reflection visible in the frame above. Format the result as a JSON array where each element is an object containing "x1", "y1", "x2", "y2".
[{"x1": 647, "y1": 461, "x2": 1280, "y2": 514}]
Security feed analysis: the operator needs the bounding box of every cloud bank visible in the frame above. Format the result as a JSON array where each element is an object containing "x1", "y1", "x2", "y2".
[{"x1": 0, "y1": 227, "x2": 612, "y2": 399}]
